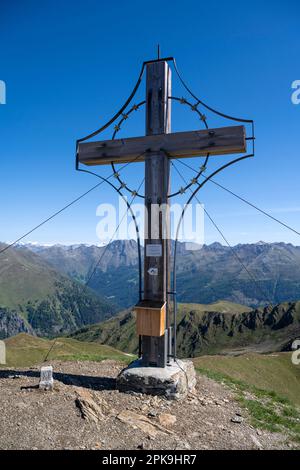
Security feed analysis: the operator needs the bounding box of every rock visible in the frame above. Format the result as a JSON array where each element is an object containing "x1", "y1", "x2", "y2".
[
  {"x1": 214, "y1": 400, "x2": 223, "y2": 406},
  {"x1": 116, "y1": 410, "x2": 174, "y2": 438},
  {"x1": 117, "y1": 359, "x2": 196, "y2": 400},
  {"x1": 250, "y1": 435, "x2": 263, "y2": 450},
  {"x1": 75, "y1": 388, "x2": 111, "y2": 423},
  {"x1": 148, "y1": 410, "x2": 158, "y2": 418},
  {"x1": 158, "y1": 413, "x2": 177, "y2": 428},
  {"x1": 175, "y1": 440, "x2": 191, "y2": 450},
  {"x1": 205, "y1": 399, "x2": 213, "y2": 405},
  {"x1": 187, "y1": 397, "x2": 198, "y2": 405},
  {"x1": 0, "y1": 308, "x2": 33, "y2": 338},
  {"x1": 150, "y1": 396, "x2": 160, "y2": 405},
  {"x1": 231, "y1": 415, "x2": 243, "y2": 424}
]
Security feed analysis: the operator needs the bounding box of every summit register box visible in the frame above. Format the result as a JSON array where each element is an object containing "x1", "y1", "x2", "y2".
[{"x1": 134, "y1": 300, "x2": 166, "y2": 337}]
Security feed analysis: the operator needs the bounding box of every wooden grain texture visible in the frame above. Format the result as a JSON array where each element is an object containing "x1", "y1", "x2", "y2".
[
  {"x1": 78, "y1": 125, "x2": 246, "y2": 165},
  {"x1": 135, "y1": 302, "x2": 166, "y2": 337},
  {"x1": 142, "y1": 61, "x2": 171, "y2": 367}
]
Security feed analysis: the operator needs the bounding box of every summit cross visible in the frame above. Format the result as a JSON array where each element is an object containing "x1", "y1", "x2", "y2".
[{"x1": 77, "y1": 59, "x2": 246, "y2": 367}]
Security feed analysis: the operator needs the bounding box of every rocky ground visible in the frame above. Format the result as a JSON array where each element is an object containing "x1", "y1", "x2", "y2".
[{"x1": 0, "y1": 360, "x2": 293, "y2": 450}]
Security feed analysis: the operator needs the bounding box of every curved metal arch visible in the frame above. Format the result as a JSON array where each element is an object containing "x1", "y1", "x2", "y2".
[
  {"x1": 111, "y1": 100, "x2": 146, "y2": 140},
  {"x1": 162, "y1": 149, "x2": 209, "y2": 198},
  {"x1": 171, "y1": 59, "x2": 255, "y2": 163},
  {"x1": 110, "y1": 100, "x2": 146, "y2": 199},
  {"x1": 171, "y1": 153, "x2": 253, "y2": 359},
  {"x1": 166, "y1": 95, "x2": 210, "y2": 198},
  {"x1": 168, "y1": 96, "x2": 209, "y2": 129},
  {"x1": 77, "y1": 63, "x2": 146, "y2": 144},
  {"x1": 74, "y1": 56, "x2": 256, "y2": 361},
  {"x1": 172, "y1": 58, "x2": 254, "y2": 124},
  {"x1": 169, "y1": 156, "x2": 209, "y2": 197},
  {"x1": 77, "y1": 167, "x2": 143, "y2": 302}
]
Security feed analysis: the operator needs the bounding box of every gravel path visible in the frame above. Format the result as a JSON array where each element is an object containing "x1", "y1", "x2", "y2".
[{"x1": 0, "y1": 360, "x2": 291, "y2": 450}]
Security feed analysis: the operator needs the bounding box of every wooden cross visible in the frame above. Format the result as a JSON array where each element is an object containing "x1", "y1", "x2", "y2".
[{"x1": 77, "y1": 59, "x2": 247, "y2": 368}]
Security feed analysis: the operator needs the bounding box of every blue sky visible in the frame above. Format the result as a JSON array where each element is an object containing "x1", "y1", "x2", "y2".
[{"x1": 0, "y1": 0, "x2": 299, "y2": 246}]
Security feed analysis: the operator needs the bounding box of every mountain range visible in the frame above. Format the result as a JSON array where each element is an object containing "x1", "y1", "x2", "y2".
[
  {"x1": 70, "y1": 300, "x2": 300, "y2": 357},
  {"x1": 0, "y1": 243, "x2": 116, "y2": 337},
  {"x1": 24, "y1": 240, "x2": 300, "y2": 308},
  {"x1": 1, "y1": 239, "x2": 300, "y2": 343}
]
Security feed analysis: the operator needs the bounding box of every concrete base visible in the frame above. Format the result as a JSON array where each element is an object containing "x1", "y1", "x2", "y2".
[{"x1": 116, "y1": 359, "x2": 196, "y2": 400}]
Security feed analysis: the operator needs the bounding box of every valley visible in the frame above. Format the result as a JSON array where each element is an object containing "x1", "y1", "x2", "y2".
[
  {"x1": 0, "y1": 243, "x2": 117, "y2": 337},
  {"x1": 1, "y1": 240, "x2": 300, "y2": 359},
  {"x1": 70, "y1": 300, "x2": 300, "y2": 357},
  {"x1": 25, "y1": 240, "x2": 300, "y2": 308}
]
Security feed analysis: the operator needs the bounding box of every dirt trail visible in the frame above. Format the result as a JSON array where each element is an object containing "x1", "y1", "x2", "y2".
[{"x1": 0, "y1": 360, "x2": 291, "y2": 450}]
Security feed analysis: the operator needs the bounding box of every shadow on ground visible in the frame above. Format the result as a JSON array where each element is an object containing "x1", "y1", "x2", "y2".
[{"x1": 0, "y1": 369, "x2": 116, "y2": 391}]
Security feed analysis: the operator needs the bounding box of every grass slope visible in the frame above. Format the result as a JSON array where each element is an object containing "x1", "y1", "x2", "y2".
[
  {"x1": 0, "y1": 244, "x2": 56, "y2": 308},
  {"x1": 0, "y1": 244, "x2": 116, "y2": 337},
  {"x1": 2, "y1": 333, "x2": 133, "y2": 367},
  {"x1": 70, "y1": 300, "x2": 300, "y2": 357},
  {"x1": 177, "y1": 301, "x2": 252, "y2": 315},
  {"x1": 194, "y1": 352, "x2": 300, "y2": 405},
  {"x1": 195, "y1": 353, "x2": 300, "y2": 442},
  {"x1": 3, "y1": 334, "x2": 300, "y2": 441},
  {"x1": 69, "y1": 301, "x2": 250, "y2": 353}
]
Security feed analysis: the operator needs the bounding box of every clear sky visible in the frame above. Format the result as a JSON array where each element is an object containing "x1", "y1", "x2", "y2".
[{"x1": 0, "y1": 0, "x2": 299, "y2": 246}]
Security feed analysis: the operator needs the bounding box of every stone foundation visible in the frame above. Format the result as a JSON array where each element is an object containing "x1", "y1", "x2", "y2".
[{"x1": 116, "y1": 359, "x2": 196, "y2": 400}]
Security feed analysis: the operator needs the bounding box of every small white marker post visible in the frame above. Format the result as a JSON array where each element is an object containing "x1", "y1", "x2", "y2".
[
  {"x1": 39, "y1": 365, "x2": 54, "y2": 391},
  {"x1": 0, "y1": 340, "x2": 6, "y2": 365}
]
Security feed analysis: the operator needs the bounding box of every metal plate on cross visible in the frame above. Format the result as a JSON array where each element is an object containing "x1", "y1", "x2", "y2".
[{"x1": 146, "y1": 244, "x2": 162, "y2": 257}]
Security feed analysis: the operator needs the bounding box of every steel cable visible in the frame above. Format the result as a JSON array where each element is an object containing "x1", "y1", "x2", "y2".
[
  {"x1": 171, "y1": 160, "x2": 276, "y2": 308},
  {"x1": 176, "y1": 158, "x2": 300, "y2": 238},
  {"x1": 167, "y1": 153, "x2": 253, "y2": 359},
  {"x1": 43, "y1": 176, "x2": 144, "y2": 363}
]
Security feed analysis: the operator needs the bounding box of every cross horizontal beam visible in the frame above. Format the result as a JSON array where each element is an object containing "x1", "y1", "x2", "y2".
[{"x1": 77, "y1": 125, "x2": 246, "y2": 166}]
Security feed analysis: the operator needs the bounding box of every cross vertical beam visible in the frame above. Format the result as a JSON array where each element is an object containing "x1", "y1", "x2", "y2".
[{"x1": 142, "y1": 61, "x2": 171, "y2": 367}]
